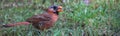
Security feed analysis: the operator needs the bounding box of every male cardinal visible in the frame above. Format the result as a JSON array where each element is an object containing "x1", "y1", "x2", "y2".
[{"x1": 2, "y1": 5, "x2": 63, "y2": 30}]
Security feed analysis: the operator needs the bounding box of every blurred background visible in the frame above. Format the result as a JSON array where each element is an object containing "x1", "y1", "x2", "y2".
[{"x1": 0, "y1": 0, "x2": 120, "y2": 36}]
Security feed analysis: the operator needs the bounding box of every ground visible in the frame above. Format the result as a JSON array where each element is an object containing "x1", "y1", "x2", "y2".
[{"x1": 0, "y1": 0, "x2": 120, "y2": 36}]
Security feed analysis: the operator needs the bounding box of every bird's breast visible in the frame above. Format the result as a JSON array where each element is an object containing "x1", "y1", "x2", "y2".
[{"x1": 51, "y1": 14, "x2": 58, "y2": 22}]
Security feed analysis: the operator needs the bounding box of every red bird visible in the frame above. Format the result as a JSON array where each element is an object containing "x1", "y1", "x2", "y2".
[{"x1": 2, "y1": 5, "x2": 63, "y2": 30}]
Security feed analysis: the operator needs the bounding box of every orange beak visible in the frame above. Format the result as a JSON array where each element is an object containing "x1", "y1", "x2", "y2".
[{"x1": 57, "y1": 6, "x2": 63, "y2": 12}]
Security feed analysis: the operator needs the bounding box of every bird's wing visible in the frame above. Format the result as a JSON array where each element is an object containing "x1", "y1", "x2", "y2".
[{"x1": 26, "y1": 13, "x2": 52, "y2": 23}]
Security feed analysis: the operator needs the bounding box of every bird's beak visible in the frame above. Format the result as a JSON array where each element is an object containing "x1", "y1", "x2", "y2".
[
  {"x1": 57, "y1": 6, "x2": 63, "y2": 12},
  {"x1": 57, "y1": 9, "x2": 63, "y2": 12}
]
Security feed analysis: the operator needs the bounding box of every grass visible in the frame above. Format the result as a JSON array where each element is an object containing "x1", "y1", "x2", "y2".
[{"x1": 0, "y1": 0, "x2": 120, "y2": 36}]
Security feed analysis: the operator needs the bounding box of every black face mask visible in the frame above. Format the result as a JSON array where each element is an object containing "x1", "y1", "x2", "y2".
[{"x1": 49, "y1": 5, "x2": 59, "y2": 15}]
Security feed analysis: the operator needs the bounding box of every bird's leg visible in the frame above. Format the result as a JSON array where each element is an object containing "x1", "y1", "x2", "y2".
[
  {"x1": 33, "y1": 29, "x2": 41, "y2": 36},
  {"x1": 47, "y1": 30, "x2": 53, "y2": 36},
  {"x1": 44, "y1": 29, "x2": 53, "y2": 36}
]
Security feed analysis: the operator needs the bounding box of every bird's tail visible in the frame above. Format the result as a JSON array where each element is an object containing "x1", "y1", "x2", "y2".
[{"x1": 2, "y1": 22, "x2": 30, "y2": 28}]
